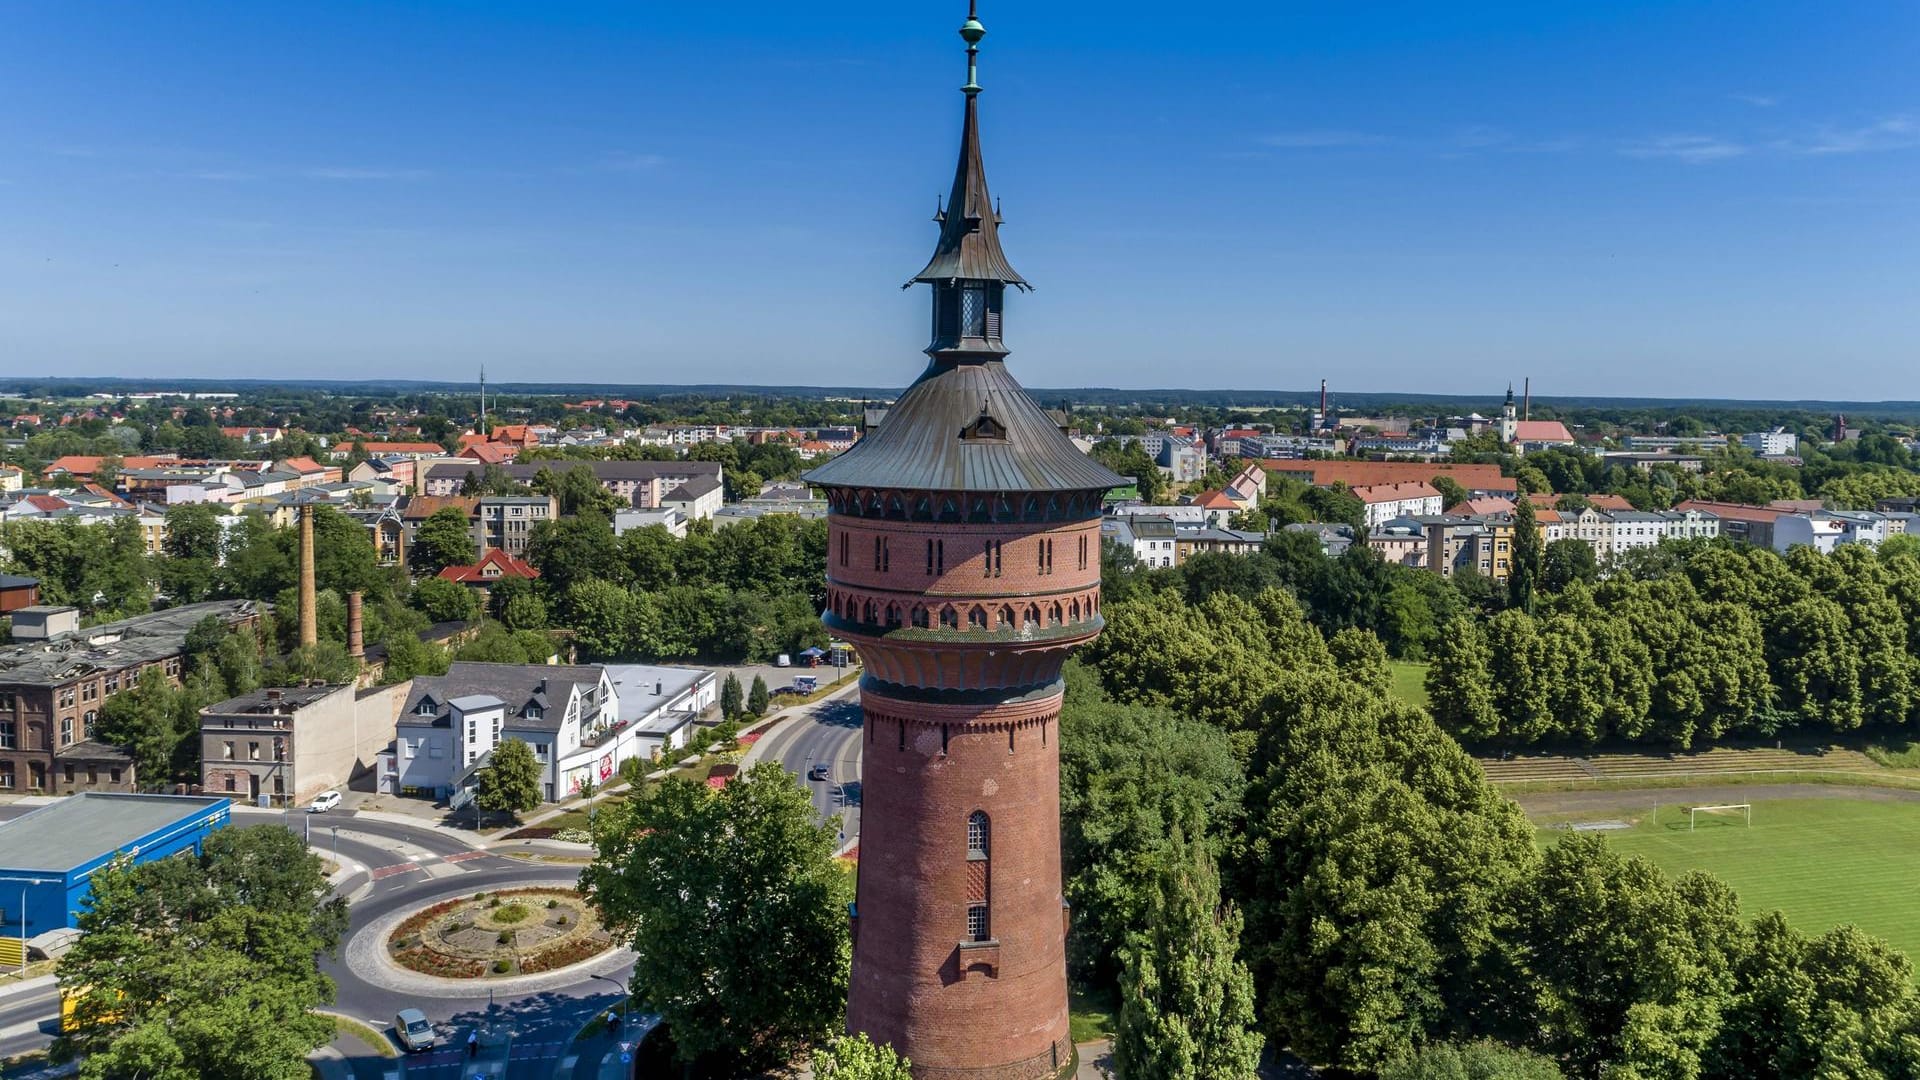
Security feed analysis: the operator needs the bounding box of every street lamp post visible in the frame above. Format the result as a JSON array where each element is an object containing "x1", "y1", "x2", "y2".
[
  {"x1": 329, "y1": 824, "x2": 339, "y2": 865},
  {"x1": 2, "y1": 877, "x2": 51, "y2": 978},
  {"x1": 589, "y1": 972, "x2": 630, "y2": 1027}
]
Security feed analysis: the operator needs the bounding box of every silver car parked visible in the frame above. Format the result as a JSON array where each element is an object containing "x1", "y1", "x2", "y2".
[{"x1": 395, "y1": 1008, "x2": 436, "y2": 1052}]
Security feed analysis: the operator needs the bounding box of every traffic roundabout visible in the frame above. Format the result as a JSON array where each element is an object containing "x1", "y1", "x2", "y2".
[
  {"x1": 386, "y1": 885, "x2": 614, "y2": 979},
  {"x1": 342, "y1": 875, "x2": 633, "y2": 1000}
]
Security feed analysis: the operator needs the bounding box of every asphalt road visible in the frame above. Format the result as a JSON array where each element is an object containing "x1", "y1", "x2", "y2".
[
  {"x1": 0, "y1": 805, "x2": 632, "y2": 1078},
  {"x1": 752, "y1": 696, "x2": 864, "y2": 850}
]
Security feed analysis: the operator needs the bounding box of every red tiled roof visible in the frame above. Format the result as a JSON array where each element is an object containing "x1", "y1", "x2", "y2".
[
  {"x1": 82, "y1": 484, "x2": 132, "y2": 508},
  {"x1": 1510, "y1": 420, "x2": 1575, "y2": 443},
  {"x1": 1190, "y1": 489, "x2": 1240, "y2": 509},
  {"x1": 25, "y1": 495, "x2": 67, "y2": 512},
  {"x1": 332, "y1": 441, "x2": 446, "y2": 455},
  {"x1": 458, "y1": 442, "x2": 515, "y2": 465},
  {"x1": 401, "y1": 495, "x2": 478, "y2": 521},
  {"x1": 1351, "y1": 481, "x2": 1441, "y2": 504},
  {"x1": 436, "y1": 548, "x2": 539, "y2": 584},
  {"x1": 42, "y1": 455, "x2": 104, "y2": 476},
  {"x1": 1675, "y1": 499, "x2": 1783, "y2": 523},
  {"x1": 280, "y1": 456, "x2": 329, "y2": 474},
  {"x1": 43, "y1": 454, "x2": 171, "y2": 478},
  {"x1": 1450, "y1": 496, "x2": 1516, "y2": 516},
  {"x1": 1262, "y1": 460, "x2": 1517, "y2": 494}
]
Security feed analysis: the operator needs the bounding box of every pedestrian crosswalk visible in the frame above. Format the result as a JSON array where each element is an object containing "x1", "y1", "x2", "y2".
[{"x1": 360, "y1": 840, "x2": 505, "y2": 882}]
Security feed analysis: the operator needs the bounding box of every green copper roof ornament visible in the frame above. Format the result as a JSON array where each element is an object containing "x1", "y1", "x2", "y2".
[{"x1": 960, "y1": 1, "x2": 985, "y2": 94}]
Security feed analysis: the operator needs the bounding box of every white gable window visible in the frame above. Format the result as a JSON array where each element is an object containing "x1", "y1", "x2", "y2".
[{"x1": 416, "y1": 699, "x2": 436, "y2": 716}]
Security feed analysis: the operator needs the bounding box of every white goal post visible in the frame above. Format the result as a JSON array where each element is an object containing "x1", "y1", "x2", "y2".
[{"x1": 1689, "y1": 803, "x2": 1752, "y2": 831}]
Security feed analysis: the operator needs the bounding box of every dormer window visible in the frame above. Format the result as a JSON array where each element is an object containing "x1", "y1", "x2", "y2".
[
  {"x1": 415, "y1": 699, "x2": 436, "y2": 716},
  {"x1": 961, "y1": 410, "x2": 1006, "y2": 442},
  {"x1": 524, "y1": 705, "x2": 543, "y2": 720}
]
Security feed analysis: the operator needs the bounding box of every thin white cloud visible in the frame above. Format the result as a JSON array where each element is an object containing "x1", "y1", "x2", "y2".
[
  {"x1": 1785, "y1": 116, "x2": 1918, "y2": 155},
  {"x1": 606, "y1": 152, "x2": 667, "y2": 172},
  {"x1": 1259, "y1": 130, "x2": 1387, "y2": 149},
  {"x1": 302, "y1": 167, "x2": 430, "y2": 181},
  {"x1": 1620, "y1": 134, "x2": 1748, "y2": 163},
  {"x1": 1731, "y1": 93, "x2": 1780, "y2": 107},
  {"x1": 183, "y1": 170, "x2": 259, "y2": 182}
]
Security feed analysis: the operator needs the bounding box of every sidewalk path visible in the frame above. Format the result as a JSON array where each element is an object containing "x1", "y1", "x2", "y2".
[{"x1": 1076, "y1": 1040, "x2": 1112, "y2": 1079}]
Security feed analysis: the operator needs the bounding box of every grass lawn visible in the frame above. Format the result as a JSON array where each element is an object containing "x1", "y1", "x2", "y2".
[
  {"x1": 331, "y1": 1013, "x2": 398, "y2": 1057},
  {"x1": 1866, "y1": 737, "x2": 1920, "y2": 769},
  {"x1": 1069, "y1": 988, "x2": 1116, "y2": 1045},
  {"x1": 1542, "y1": 798, "x2": 1920, "y2": 963},
  {"x1": 1387, "y1": 660, "x2": 1430, "y2": 709},
  {"x1": 536, "y1": 793, "x2": 629, "y2": 834}
]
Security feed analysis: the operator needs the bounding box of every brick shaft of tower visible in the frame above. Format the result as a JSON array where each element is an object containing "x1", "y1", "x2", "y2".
[{"x1": 801, "y1": 8, "x2": 1125, "y2": 1076}]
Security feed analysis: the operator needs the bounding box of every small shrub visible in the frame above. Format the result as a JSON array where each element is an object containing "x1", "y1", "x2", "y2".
[
  {"x1": 494, "y1": 903, "x2": 530, "y2": 924},
  {"x1": 556, "y1": 915, "x2": 569, "y2": 926},
  {"x1": 492, "y1": 959, "x2": 510, "y2": 974},
  {"x1": 554, "y1": 827, "x2": 592, "y2": 844},
  {"x1": 497, "y1": 931, "x2": 513, "y2": 945},
  {"x1": 473, "y1": 892, "x2": 486, "y2": 901},
  {"x1": 546, "y1": 899, "x2": 559, "y2": 909},
  {"x1": 488, "y1": 896, "x2": 501, "y2": 908}
]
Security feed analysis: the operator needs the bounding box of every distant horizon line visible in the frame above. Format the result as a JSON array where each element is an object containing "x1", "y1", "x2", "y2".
[{"x1": 0, "y1": 375, "x2": 1913, "y2": 415}]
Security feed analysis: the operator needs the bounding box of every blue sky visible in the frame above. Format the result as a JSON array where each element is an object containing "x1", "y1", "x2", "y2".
[{"x1": 3, "y1": 1, "x2": 1916, "y2": 398}]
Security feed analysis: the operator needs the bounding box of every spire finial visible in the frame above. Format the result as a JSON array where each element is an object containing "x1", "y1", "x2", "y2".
[{"x1": 960, "y1": 2, "x2": 985, "y2": 94}]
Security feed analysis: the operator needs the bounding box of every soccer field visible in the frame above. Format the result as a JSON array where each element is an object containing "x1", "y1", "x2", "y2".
[{"x1": 1544, "y1": 798, "x2": 1920, "y2": 965}]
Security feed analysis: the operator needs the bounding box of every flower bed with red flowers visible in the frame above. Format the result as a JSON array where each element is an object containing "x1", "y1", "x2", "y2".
[
  {"x1": 520, "y1": 933, "x2": 613, "y2": 974},
  {"x1": 393, "y1": 947, "x2": 486, "y2": 978},
  {"x1": 393, "y1": 897, "x2": 464, "y2": 941},
  {"x1": 386, "y1": 887, "x2": 610, "y2": 979}
]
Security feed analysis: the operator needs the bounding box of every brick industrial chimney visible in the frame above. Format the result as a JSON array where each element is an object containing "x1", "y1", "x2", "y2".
[
  {"x1": 347, "y1": 591, "x2": 364, "y2": 659},
  {"x1": 298, "y1": 505, "x2": 318, "y2": 648}
]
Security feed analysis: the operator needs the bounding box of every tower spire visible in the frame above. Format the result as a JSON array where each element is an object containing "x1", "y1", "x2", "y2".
[{"x1": 909, "y1": 2, "x2": 1027, "y2": 289}]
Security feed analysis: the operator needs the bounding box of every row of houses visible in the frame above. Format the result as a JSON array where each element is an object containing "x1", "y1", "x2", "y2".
[
  {"x1": 0, "y1": 593, "x2": 720, "y2": 804},
  {"x1": 1100, "y1": 516, "x2": 1265, "y2": 569},
  {"x1": 1673, "y1": 500, "x2": 1920, "y2": 554},
  {"x1": 206, "y1": 660, "x2": 717, "y2": 808}
]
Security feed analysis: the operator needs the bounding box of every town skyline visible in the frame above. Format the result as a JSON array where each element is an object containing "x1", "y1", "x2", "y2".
[{"x1": 7, "y1": 1, "x2": 1918, "y2": 397}]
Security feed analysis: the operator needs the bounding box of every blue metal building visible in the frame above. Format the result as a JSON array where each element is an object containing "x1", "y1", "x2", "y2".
[{"x1": 0, "y1": 793, "x2": 230, "y2": 945}]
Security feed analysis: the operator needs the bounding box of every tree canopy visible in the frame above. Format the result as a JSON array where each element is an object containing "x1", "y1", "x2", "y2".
[
  {"x1": 581, "y1": 764, "x2": 851, "y2": 1073},
  {"x1": 56, "y1": 826, "x2": 345, "y2": 1079}
]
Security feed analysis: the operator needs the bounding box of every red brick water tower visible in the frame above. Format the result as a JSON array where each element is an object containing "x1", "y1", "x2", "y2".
[{"x1": 803, "y1": 7, "x2": 1126, "y2": 1077}]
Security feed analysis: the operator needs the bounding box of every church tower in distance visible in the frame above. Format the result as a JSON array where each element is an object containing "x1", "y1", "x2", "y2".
[{"x1": 801, "y1": 5, "x2": 1125, "y2": 1077}]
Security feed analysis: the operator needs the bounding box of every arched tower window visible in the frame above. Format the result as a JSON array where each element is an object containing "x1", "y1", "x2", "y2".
[{"x1": 968, "y1": 811, "x2": 990, "y2": 858}]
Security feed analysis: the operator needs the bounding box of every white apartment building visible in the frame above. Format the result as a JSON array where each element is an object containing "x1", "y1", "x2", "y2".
[
  {"x1": 1774, "y1": 511, "x2": 1885, "y2": 554},
  {"x1": 390, "y1": 663, "x2": 617, "y2": 802},
  {"x1": 1101, "y1": 516, "x2": 1178, "y2": 568},
  {"x1": 1352, "y1": 481, "x2": 1443, "y2": 529},
  {"x1": 1740, "y1": 428, "x2": 1799, "y2": 456},
  {"x1": 1537, "y1": 506, "x2": 1720, "y2": 562}
]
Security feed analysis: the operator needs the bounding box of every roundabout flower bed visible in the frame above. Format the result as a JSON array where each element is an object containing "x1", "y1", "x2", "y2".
[{"x1": 386, "y1": 887, "x2": 614, "y2": 980}]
